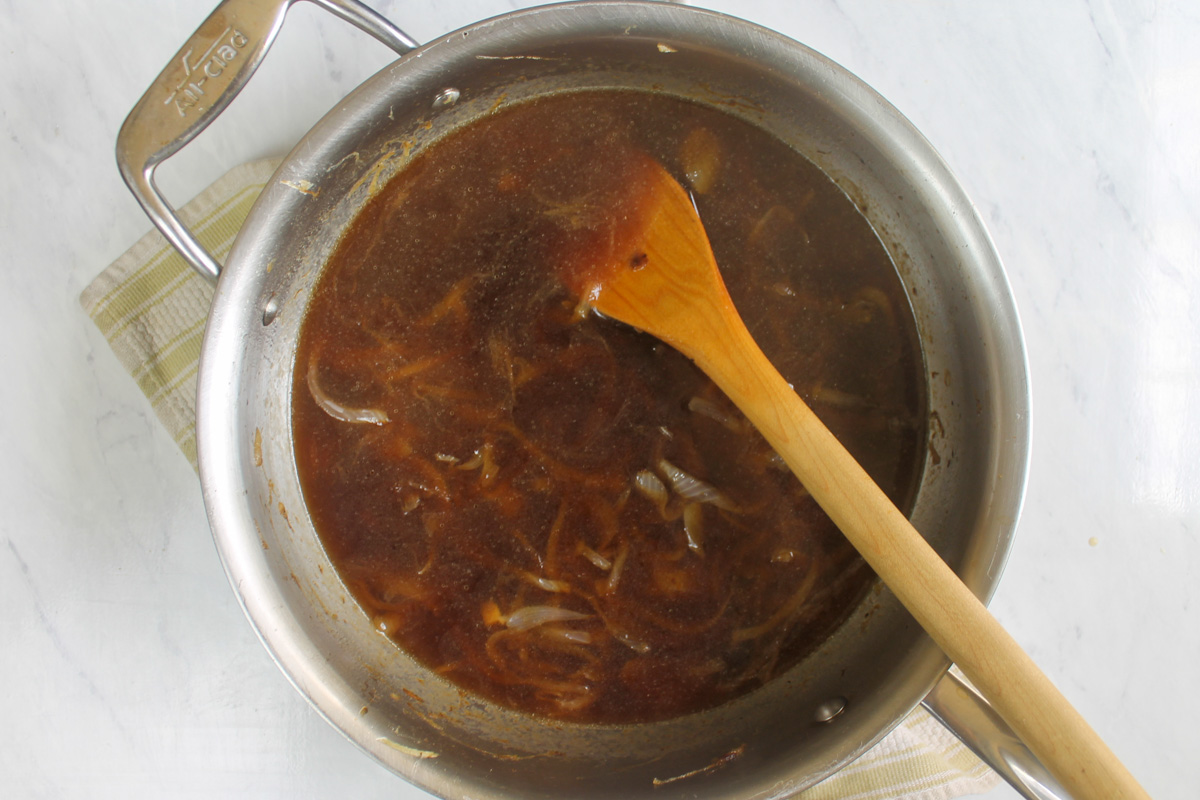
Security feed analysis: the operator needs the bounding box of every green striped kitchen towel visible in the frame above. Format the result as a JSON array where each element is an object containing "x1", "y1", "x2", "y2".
[
  {"x1": 81, "y1": 159, "x2": 999, "y2": 800},
  {"x1": 81, "y1": 158, "x2": 281, "y2": 468}
]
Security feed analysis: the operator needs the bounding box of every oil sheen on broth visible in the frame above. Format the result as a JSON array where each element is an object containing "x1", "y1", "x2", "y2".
[{"x1": 293, "y1": 91, "x2": 927, "y2": 724}]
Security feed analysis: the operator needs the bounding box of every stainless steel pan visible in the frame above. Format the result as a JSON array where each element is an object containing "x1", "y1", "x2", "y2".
[{"x1": 117, "y1": 1, "x2": 1048, "y2": 797}]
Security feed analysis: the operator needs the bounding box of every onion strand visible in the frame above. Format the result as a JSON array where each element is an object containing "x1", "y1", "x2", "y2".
[
  {"x1": 682, "y1": 503, "x2": 705, "y2": 555},
  {"x1": 657, "y1": 458, "x2": 736, "y2": 511},
  {"x1": 505, "y1": 605, "x2": 590, "y2": 632},
  {"x1": 306, "y1": 360, "x2": 389, "y2": 425}
]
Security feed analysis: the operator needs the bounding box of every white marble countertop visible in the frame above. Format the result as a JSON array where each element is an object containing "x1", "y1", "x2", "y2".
[{"x1": 2, "y1": 1, "x2": 1196, "y2": 798}]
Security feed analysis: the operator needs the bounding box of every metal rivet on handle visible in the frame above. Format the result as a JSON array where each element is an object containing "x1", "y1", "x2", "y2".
[
  {"x1": 814, "y1": 697, "x2": 847, "y2": 723},
  {"x1": 262, "y1": 294, "x2": 281, "y2": 326},
  {"x1": 432, "y1": 88, "x2": 460, "y2": 108}
]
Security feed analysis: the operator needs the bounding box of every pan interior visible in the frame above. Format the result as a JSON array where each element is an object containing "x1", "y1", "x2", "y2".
[{"x1": 197, "y1": 4, "x2": 1027, "y2": 799}]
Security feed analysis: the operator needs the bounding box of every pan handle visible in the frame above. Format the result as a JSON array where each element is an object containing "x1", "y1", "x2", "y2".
[
  {"x1": 115, "y1": 0, "x2": 417, "y2": 282},
  {"x1": 923, "y1": 670, "x2": 1072, "y2": 800}
]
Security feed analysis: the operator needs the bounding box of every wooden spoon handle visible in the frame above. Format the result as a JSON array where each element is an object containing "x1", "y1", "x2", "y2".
[
  {"x1": 585, "y1": 156, "x2": 1148, "y2": 799},
  {"x1": 692, "y1": 307, "x2": 1149, "y2": 800}
]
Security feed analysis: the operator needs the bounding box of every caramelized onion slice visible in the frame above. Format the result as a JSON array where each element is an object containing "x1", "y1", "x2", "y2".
[
  {"x1": 577, "y1": 542, "x2": 612, "y2": 571},
  {"x1": 522, "y1": 572, "x2": 572, "y2": 594},
  {"x1": 505, "y1": 605, "x2": 591, "y2": 632},
  {"x1": 456, "y1": 442, "x2": 500, "y2": 485},
  {"x1": 604, "y1": 542, "x2": 631, "y2": 594},
  {"x1": 731, "y1": 567, "x2": 818, "y2": 643},
  {"x1": 634, "y1": 469, "x2": 669, "y2": 507},
  {"x1": 306, "y1": 360, "x2": 389, "y2": 425},
  {"x1": 687, "y1": 395, "x2": 747, "y2": 433},
  {"x1": 540, "y1": 627, "x2": 593, "y2": 645},
  {"x1": 657, "y1": 458, "x2": 736, "y2": 511},
  {"x1": 682, "y1": 503, "x2": 705, "y2": 555}
]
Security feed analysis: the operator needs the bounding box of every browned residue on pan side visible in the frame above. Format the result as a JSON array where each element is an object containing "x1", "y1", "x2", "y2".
[{"x1": 652, "y1": 744, "x2": 746, "y2": 787}]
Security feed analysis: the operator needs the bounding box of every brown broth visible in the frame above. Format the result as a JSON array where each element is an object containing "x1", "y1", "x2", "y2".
[{"x1": 292, "y1": 91, "x2": 927, "y2": 723}]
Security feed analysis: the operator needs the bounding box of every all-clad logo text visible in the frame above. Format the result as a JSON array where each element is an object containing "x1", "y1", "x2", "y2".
[{"x1": 164, "y1": 27, "x2": 250, "y2": 117}]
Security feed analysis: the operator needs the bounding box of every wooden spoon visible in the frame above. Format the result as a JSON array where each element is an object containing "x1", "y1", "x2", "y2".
[{"x1": 571, "y1": 155, "x2": 1150, "y2": 800}]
